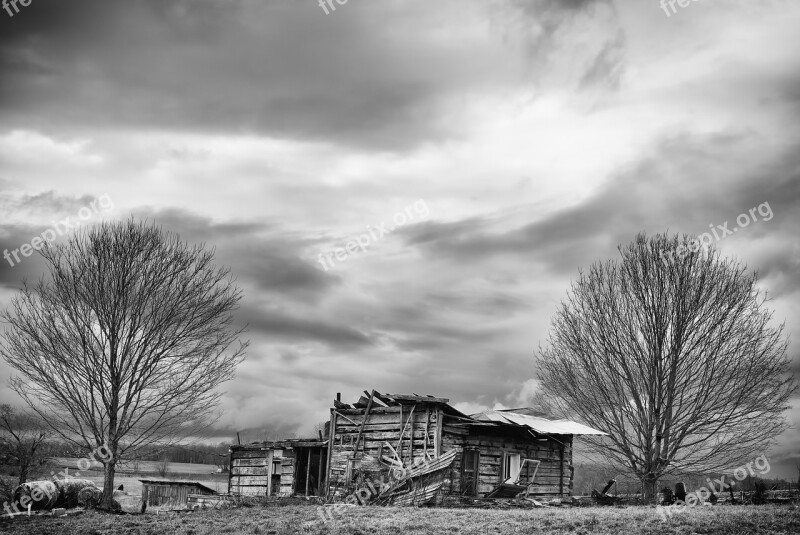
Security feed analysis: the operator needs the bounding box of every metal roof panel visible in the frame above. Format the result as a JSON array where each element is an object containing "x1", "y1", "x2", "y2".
[{"x1": 471, "y1": 410, "x2": 607, "y2": 435}]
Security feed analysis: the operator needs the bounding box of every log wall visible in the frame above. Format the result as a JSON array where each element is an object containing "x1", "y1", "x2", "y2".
[
  {"x1": 440, "y1": 419, "x2": 574, "y2": 499},
  {"x1": 326, "y1": 406, "x2": 441, "y2": 498},
  {"x1": 327, "y1": 405, "x2": 575, "y2": 501}
]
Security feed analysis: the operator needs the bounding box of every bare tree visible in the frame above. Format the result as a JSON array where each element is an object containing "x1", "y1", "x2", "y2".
[
  {"x1": 537, "y1": 233, "x2": 796, "y2": 503},
  {"x1": 0, "y1": 405, "x2": 49, "y2": 485},
  {"x1": 0, "y1": 219, "x2": 248, "y2": 509}
]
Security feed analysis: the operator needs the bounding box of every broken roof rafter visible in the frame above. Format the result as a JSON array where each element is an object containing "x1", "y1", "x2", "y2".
[
  {"x1": 335, "y1": 390, "x2": 452, "y2": 410},
  {"x1": 328, "y1": 388, "x2": 607, "y2": 436}
]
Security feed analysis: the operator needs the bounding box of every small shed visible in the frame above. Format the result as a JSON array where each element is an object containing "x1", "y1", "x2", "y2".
[
  {"x1": 139, "y1": 479, "x2": 217, "y2": 509},
  {"x1": 229, "y1": 438, "x2": 328, "y2": 497}
]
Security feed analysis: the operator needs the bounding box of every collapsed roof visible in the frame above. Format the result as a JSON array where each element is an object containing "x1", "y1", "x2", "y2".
[{"x1": 335, "y1": 389, "x2": 607, "y2": 436}]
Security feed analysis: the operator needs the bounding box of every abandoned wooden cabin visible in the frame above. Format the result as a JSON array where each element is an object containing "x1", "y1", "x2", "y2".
[{"x1": 228, "y1": 390, "x2": 606, "y2": 504}]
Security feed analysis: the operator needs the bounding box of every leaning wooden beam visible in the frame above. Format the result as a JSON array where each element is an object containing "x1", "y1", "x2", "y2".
[
  {"x1": 332, "y1": 411, "x2": 359, "y2": 427},
  {"x1": 396, "y1": 405, "x2": 415, "y2": 465},
  {"x1": 384, "y1": 441, "x2": 401, "y2": 465},
  {"x1": 434, "y1": 408, "x2": 442, "y2": 457},
  {"x1": 397, "y1": 404, "x2": 403, "y2": 460},
  {"x1": 365, "y1": 390, "x2": 388, "y2": 407},
  {"x1": 409, "y1": 406, "x2": 415, "y2": 464},
  {"x1": 305, "y1": 448, "x2": 312, "y2": 496},
  {"x1": 373, "y1": 391, "x2": 396, "y2": 406},
  {"x1": 352, "y1": 390, "x2": 375, "y2": 457}
]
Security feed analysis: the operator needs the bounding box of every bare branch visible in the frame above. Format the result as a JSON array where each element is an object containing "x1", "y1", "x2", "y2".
[
  {"x1": 537, "y1": 232, "x2": 797, "y2": 502},
  {"x1": 0, "y1": 218, "x2": 249, "y2": 508}
]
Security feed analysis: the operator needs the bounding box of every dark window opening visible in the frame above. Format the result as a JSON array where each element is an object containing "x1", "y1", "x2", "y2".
[{"x1": 461, "y1": 449, "x2": 480, "y2": 496}]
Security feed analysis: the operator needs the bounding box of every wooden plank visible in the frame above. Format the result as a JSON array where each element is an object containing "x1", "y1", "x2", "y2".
[
  {"x1": 423, "y1": 408, "x2": 430, "y2": 458},
  {"x1": 366, "y1": 390, "x2": 388, "y2": 407},
  {"x1": 317, "y1": 448, "x2": 325, "y2": 496},
  {"x1": 325, "y1": 410, "x2": 336, "y2": 499},
  {"x1": 396, "y1": 405, "x2": 415, "y2": 465},
  {"x1": 233, "y1": 466, "x2": 270, "y2": 476},
  {"x1": 305, "y1": 448, "x2": 311, "y2": 496},
  {"x1": 335, "y1": 429, "x2": 434, "y2": 441},
  {"x1": 409, "y1": 404, "x2": 415, "y2": 464},
  {"x1": 333, "y1": 422, "x2": 407, "y2": 432},
  {"x1": 232, "y1": 458, "x2": 270, "y2": 467},
  {"x1": 435, "y1": 408, "x2": 443, "y2": 457},
  {"x1": 384, "y1": 394, "x2": 450, "y2": 404},
  {"x1": 559, "y1": 443, "x2": 564, "y2": 495},
  {"x1": 373, "y1": 391, "x2": 397, "y2": 406},
  {"x1": 384, "y1": 441, "x2": 401, "y2": 465},
  {"x1": 334, "y1": 414, "x2": 429, "y2": 428},
  {"x1": 352, "y1": 390, "x2": 375, "y2": 457},
  {"x1": 232, "y1": 450, "x2": 273, "y2": 459},
  {"x1": 332, "y1": 411, "x2": 360, "y2": 426},
  {"x1": 233, "y1": 476, "x2": 270, "y2": 485},
  {"x1": 397, "y1": 404, "x2": 403, "y2": 458},
  {"x1": 338, "y1": 407, "x2": 404, "y2": 415}
]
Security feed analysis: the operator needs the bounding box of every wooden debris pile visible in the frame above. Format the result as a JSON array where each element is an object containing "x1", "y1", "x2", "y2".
[
  {"x1": 372, "y1": 448, "x2": 457, "y2": 506},
  {"x1": 330, "y1": 390, "x2": 457, "y2": 506}
]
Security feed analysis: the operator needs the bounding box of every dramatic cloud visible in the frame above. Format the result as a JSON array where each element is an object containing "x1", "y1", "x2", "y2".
[{"x1": 0, "y1": 0, "x2": 798, "y2": 478}]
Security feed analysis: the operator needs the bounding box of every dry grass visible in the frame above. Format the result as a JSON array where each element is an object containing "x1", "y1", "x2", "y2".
[{"x1": 1, "y1": 503, "x2": 798, "y2": 534}]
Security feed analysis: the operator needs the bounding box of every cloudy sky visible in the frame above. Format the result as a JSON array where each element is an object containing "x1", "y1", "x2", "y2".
[{"x1": 0, "y1": 0, "x2": 798, "y2": 478}]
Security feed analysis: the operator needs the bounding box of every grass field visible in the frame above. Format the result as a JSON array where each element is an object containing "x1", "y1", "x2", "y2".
[
  {"x1": 44, "y1": 458, "x2": 229, "y2": 495},
  {"x1": 0, "y1": 503, "x2": 798, "y2": 534}
]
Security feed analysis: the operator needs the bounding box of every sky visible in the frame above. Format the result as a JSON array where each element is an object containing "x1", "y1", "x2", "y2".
[{"x1": 0, "y1": 0, "x2": 798, "y2": 479}]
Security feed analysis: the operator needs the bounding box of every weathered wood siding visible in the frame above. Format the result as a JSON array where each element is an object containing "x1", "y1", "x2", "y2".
[
  {"x1": 229, "y1": 447, "x2": 296, "y2": 497},
  {"x1": 142, "y1": 483, "x2": 214, "y2": 508},
  {"x1": 326, "y1": 406, "x2": 441, "y2": 498},
  {"x1": 327, "y1": 405, "x2": 574, "y2": 501},
  {"x1": 441, "y1": 421, "x2": 574, "y2": 498}
]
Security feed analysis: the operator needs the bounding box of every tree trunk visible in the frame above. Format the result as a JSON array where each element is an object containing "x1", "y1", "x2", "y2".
[
  {"x1": 641, "y1": 475, "x2": 658, "y2": 504},
  {"x1": 100, "y1": 460, "x2": 117, "y2": 510},
  {"x1": 18, "y1": 464, "x2": 29, "y2": 486}
]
